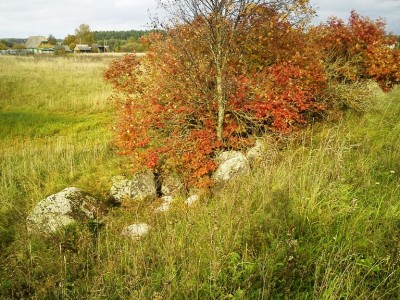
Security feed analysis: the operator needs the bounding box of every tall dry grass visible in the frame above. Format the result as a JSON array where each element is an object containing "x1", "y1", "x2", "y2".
[
  {"x1": 1, "y1": 54, "x2": 400, "y2": 299},
  {"x1": 0, "y1": 55, "x2": 127, "y2": 297},
  {"x1": 0, "y1": 55, "x2": 113, "y2": 111}
]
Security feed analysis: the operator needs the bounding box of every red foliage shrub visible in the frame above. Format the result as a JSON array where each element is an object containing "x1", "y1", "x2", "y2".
[
  {"x1": 104, "y1": 8, "x2": 399, "y2": 187},
  {"x1": 104, "y1": 8, "x2": 327, "y2": 187},
  {"x1": 318, "y1": 11, "x2": 400, "y2": 90}
]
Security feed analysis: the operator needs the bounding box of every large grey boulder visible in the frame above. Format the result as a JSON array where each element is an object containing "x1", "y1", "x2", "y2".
[
  {"x1": 213, "y1": 151, "x2": 251, "y2": 183},
  {"x1": 27, "y1": 187, "x2": 106, "y2": 233},
  {"x1": 110, "y1": 171, "x2": 157, "y2": 204}
]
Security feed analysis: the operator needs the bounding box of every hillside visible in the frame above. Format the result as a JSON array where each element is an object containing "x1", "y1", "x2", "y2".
[{"x1": 0, "y1": 55, "x2": 400, "y2": 298}]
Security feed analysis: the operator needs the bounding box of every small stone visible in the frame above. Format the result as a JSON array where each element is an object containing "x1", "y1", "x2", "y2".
[
  {"x1": 161, "y1": 174, "x2": 185, "y2": 196},
  {"x1": 185, "y1": 195, "x2": 199, "y2": 206},
  {"x1": 161, "y1": 196, "x2": 174, "y2": 203},
  {"x1": 154, "y1": 196, "x2": 174, "y2": 213},
  {"x1": 121, "y1": 223, "x2": 150, "y2": 239},
  {"x1": 154, "y1": 202, "x2": 171, "y2": 213},
  {"x1": 246, "y1": 140, "x2": 267, "y2": 167}
]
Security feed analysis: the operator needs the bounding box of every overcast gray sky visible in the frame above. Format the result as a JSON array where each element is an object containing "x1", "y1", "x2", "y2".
[{"x1": 0, "y1": 0, "x2": 399, "y2": 39}]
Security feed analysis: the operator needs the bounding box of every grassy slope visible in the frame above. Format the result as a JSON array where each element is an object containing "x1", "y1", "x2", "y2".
[{"x1": 1, "y1": 55, "x2": 400, "y2": 299}]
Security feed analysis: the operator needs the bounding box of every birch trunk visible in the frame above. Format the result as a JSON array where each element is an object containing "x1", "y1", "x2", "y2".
[{"x1": 216, "y1": 64, "x2": 225, "y2": 141}]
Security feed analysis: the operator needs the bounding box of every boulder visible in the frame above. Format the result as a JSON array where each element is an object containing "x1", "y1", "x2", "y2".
[
  {"x1": 27, "y1": 187, "x2": 106, "y2": 233},
  {"x1": 213, "y1": 151, "x2": 250, "y2": 183},
  {"x1": 121, "y1": 223, "x2": 150, "y2": 239},
  {"x1": 161, "y1": 174, "x2": 185, "y2": 196},
  {"x1": 110, "y1": 171, "x2": 157, "y2": 204}
]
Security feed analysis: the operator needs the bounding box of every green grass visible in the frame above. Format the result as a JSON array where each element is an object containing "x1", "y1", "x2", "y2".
[
  {"x1": 1, "y1": 54, "x2": 400, "y2": 299},
  {"x1": 0, "y1": 109, "x2": 111, "y2": 139},
  {"x1": 0, "y1": 55, "x2": 112, "y2": 112},
  {"x1": 0, "y1": 56, "x2": 129, "y2": 299}
]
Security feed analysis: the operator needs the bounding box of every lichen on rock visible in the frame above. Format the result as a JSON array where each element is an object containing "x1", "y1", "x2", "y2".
[
  {"x1": 213, "y1": 151, "x2": 250, "y2": 184},
  {"x1": 110, "y1": 171, "x2": 157, "y2": 204},
  {"x1": 27, "y1": 187, "x2": 106, "y2": 234}
]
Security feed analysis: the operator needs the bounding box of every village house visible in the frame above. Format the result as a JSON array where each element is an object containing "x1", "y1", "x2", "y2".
[
  {"x1": 73, "y1": 44, "x2": 91, "y2": 53},
  {"x1": 25, "y1": 36, "x2": 55, "y2": 54},
  {"x1": 54, "y1": 45, "x2": 72, "y2": 53},
  {"x1": 92, "y1": 43, "x2": 109, "y2": 53},
  {"x1": 61, "y1": 45, "x2": 72, "y2": 53}
]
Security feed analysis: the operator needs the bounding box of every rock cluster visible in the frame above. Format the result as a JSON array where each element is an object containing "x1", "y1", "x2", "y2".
[{"x1": 27, "y1": 141, "x2": 268, "y2": 238}]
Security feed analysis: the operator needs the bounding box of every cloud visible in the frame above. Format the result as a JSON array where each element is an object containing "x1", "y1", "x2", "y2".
[
  {"x1": 0, "y1": 0, "x2": 159, "y2": 38},
  {"x1": 0, "y1": 0, "x2": 398, "y2": 38}
]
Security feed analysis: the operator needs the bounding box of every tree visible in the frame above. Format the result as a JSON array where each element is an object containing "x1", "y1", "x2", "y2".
[
  {"x1": 75, "y1": 24, "x2": 94, "y2": 45},
  {"x1": 63, "y1": 34, "x2": 76, "y2": 49},
  {"x1": 161, "y1": 0, "x2": 314, "y2": 141},
  {"x1": 105, "y1": 0, "x2": 325, "y2": 187},
  {"x1": 0, "y1": 39, "x2": 12, "y2": 48},
  {"x1": 105, "y1": 38, "x2": 121, "y2": 51},
  {"x1": 0, "y1": 43, "x2": 7, "y2": 50},
  {"x1": 12, "y1": 44, "x2": 26, "y2": 50},
  {"x1": 47, "y1": 34, "x2": 57, "y2": 45},
  {"x1": 119, "y1": 36, "x2": 148, "y2": 52}
]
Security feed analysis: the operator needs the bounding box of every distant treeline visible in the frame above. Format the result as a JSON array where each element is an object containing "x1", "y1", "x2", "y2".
[
  {"x1": 0, "y1": 39, "x2": 26, "y2": 47},
  {"x1": 93, "y1": 30, "x2": 153, "y2": 42},
  {"x1": 0, "y1": 30, "x2": 165, "y2": 53},
  {"x1": 91, "y1": 29, "x2": 165, "y2": 52}
]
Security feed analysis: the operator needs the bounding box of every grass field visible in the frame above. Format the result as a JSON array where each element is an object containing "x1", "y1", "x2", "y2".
[
  {"x1": 0, "y1": 56, "x2": 128, "y2": 298},
  {"x1": 1, "y1": 55, "x2": 400, "y2": 299}
]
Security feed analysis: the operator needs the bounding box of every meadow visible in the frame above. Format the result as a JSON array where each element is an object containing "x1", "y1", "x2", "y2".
[
  {"x1": 1, "y1": 54, "x2": 400, "y2": 299},
  {"x1": 0, "y1": 55, "x2": 128, "y2": 298}
]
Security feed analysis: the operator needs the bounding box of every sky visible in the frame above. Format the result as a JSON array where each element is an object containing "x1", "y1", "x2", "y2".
[{"x1": 0, "y1": 0, "x2": 399, "y2": 39}]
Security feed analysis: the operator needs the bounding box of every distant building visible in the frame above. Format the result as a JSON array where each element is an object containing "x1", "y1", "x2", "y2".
[
  {"x1": 61, "y1": 45, "x2": 72, "y2": 53},
  {"x1": 25, "y1": 36, "x2": 54, "y2": 54},
  {"x1": 25, "y1": 36, "x2": 46, "y2": 51},
  {"x1": 92, "y1": 43, "x2": 109, "y2": 53},
  {"x1": 73, "y1": 44, "x2": 91, "y2": 53},
  {"x1": 54, "y1": 44, "x2": 72, "y2": 53}
]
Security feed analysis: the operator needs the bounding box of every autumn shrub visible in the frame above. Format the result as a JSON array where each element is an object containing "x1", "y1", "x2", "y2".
[
  {"x1": 229, "y1": 6, "x2": 327, "y2": 134},
  {"x1": 104, "y1": 5, "x2": 400, "y2": 188},
  {"x1": 317, "y1": 10, "x2": 400, "y2": 91},
  {"x1": 104, "y1": 2, "x2": 327, "y2": 188}
]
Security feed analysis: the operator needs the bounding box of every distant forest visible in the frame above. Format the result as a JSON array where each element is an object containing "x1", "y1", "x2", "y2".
[
  {"x1": 0, "y1": 39, "x2": 27, "y2": 47},
  {"x1": 93, "y1": 30, "x2": 151, "y2": 41},
  {"x1": 91, "y1": 29, "x2": 163, "y2": 52}
]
